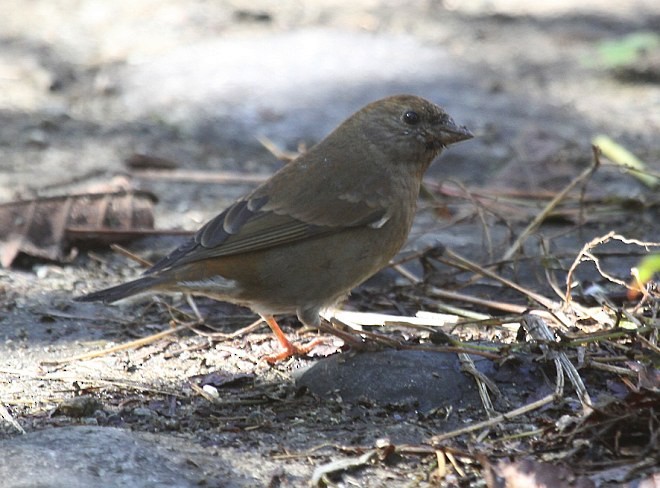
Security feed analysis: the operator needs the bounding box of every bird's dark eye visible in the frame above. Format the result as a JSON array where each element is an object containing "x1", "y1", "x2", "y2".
[{"x1": 402, "y1": 110, "x2": 420, "y2": 125}]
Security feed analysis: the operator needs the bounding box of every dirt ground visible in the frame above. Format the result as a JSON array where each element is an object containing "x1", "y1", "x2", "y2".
[{"x1": 1, "y1": 1, "x2": 659, "y2": 487}]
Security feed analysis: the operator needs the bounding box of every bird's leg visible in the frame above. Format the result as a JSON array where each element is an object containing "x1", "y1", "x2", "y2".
[{"x1": 261, "y1": 315, "x2": 323, "y2": 363}]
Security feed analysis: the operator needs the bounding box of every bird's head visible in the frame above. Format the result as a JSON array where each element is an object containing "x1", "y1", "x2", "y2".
[{"x1": 351, "y1": 95, "x2": 473, "y2": 166}]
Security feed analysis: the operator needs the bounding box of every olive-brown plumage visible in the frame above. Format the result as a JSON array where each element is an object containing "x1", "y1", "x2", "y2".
[{"x1": 77, "y1": 95, "x2": 473, "y2": 359}]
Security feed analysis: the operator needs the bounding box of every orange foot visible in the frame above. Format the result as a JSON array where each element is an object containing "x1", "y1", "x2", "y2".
[
  {"x1": 264, "y1": 337, "x2": 325, "y2": 364},
  {"x1": 262, "y1": 315, "x2": 323, "y2": 363}
]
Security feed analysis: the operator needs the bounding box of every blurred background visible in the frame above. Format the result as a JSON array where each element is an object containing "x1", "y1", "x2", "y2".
[{"x1": 1, "y1": 0, "x2": 658, "y2": 225}]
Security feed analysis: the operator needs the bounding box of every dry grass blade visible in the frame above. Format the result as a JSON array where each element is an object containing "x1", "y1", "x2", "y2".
[
  {"x1": 131, "y1": 169, "x2": 268, "y2": 184},
  {"x1": 438, "y1": 249, "x2": 580, "y2": 330},
  {"x1": 0, "y1": 403, "x2": 25, "y2": 434},
  {"x1": 311, "y1": 449, "x2": 378, "y2": 487},
  {"x1": 501, "y1": 145, "x2": 601, "y2": 262},
  {"x1": 445, "y1": 451, "x2": 466, "y2": 477},
  {"x1": 458, "y1": 353, "x2": 499, "y2": 418},
  {"x1": 435, "y1": 450, "x2": 447, "y2": 479},
  {"x1": 0, "y1": 368, "x2": 185, "y2": 397},
  {"x1": 39, "y1": 322, "x2": 194, "y2": 366},
  {"x1": 328, "y1": 311, "x2": 502, "y2": 359},
  {"x1": 523, "y1": 314, "x2": 592, "y2": 411},
  {"x1": 430, "y1": 393, "x2": 557, "y2": 444},
  {"x1": 330, "y1": 310, "x2": 460, "y2": 328},
  {"x1": 256, "y1": 135, "x2": 302, "y2": 162}
]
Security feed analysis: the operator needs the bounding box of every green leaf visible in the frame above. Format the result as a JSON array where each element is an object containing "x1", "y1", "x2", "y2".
[
  {"x1": 635, "y1": 254, "x2": 660, "y2": 284},
  {"x1": 587, "y1": 32, "x2": 660, "y2": 68},
  {"x1": 592, "y1": 135, "x2": 658, "y2": 188}
]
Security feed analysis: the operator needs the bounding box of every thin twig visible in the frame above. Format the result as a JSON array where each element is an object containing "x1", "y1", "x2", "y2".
[
  {"x1": 586, "y1": 361, "x2": 638, "y2": 377},
  {"x1": 564, "y1": 231, "x2": 660, "y2": 305},
  {"x1": 444, "y1": 249, "x2": 558, "y2": 309},
  {"x1": 190, "y1": 317, "x2": 265, "y2": 340},
  {"x1": 110, "y1": 243, "x2": 153, "y2": 267},
  {"x1": 427, "y1": 287, "x2": 529, "y2": 315}
]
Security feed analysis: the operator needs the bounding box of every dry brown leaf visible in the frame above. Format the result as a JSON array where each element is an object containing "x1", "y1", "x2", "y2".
[{"x1": 0, "y1": 191, "x2": 156, "y2": 267}]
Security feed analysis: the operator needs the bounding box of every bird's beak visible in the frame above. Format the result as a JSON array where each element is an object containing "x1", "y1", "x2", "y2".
[{"x1": 438, "y1": 117, "x2": 474, "y2": 145}]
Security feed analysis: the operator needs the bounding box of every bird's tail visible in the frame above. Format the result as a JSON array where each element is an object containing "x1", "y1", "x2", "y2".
[{"x1": 74, "y1": 275, "x2": 165, "y2": 304}]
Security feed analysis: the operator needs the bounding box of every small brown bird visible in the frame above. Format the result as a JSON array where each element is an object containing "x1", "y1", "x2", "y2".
[{"x1": 76, "y1": 95, "x2": 473, "y2": 360}]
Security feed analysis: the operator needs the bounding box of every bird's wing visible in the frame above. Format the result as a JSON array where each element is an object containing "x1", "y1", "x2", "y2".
[{"x1": 146, "y1": 192, "x2": 388, "y2": 274}]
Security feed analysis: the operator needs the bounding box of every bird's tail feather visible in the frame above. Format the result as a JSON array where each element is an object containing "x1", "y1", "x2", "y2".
[{"x1": 75, "y1": 275, "x2": 165, "y2": 304}]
